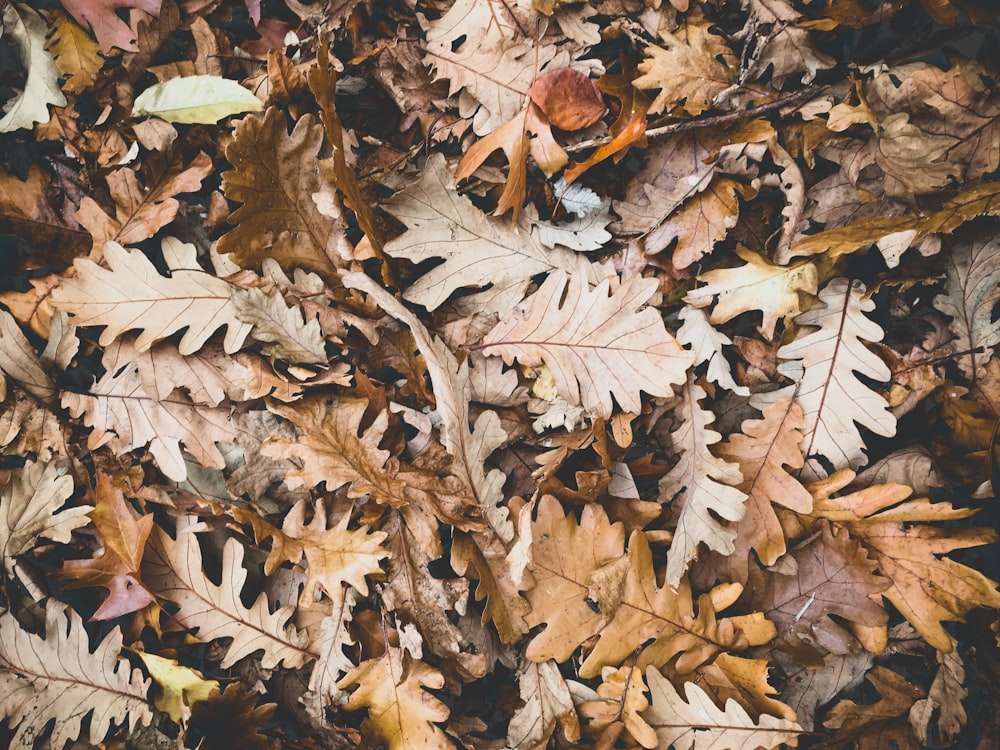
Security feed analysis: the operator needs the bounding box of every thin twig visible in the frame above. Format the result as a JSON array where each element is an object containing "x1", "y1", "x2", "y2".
[{"x1": 564, "y1": 85, "x2": 828, "y2": 155}]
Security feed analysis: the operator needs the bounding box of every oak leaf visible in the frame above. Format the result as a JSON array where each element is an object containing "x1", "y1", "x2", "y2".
[
  {"x1": 805, "y1": 470, "x2": 1000, "y2": 652},
  {"x1": 659, "y1": 377, "x2": 748, "y2": 589},
  {"x1": 577, "y1": 666, "x2": 659, "y2": 749},
  {"x1": 75, "y1": 151, "x2": 213, "y2": 257},
  {"x1": 657, "y1": 177, "x2": 744, "y2": 270},
  {"x1": 230, "y1": 285, "x2": 327, "y2": 365},
  {"x1": 420, "y1": 0, "x2": 579, "y2": 135},
  {"x1": 684, "y1": 246, "x2": 817, "y2": 339},
  {"x1": 53, "y1": 239, "x2": 252, "y2": 355},
  {"x1": 338, "y1": 645, "x2": 452, "y2": 750},
  {"x1": 61, "y1": 344, "x2": 239, "y2": 482},
  {"x1": 775, "y1": 277, "x2": 896, "y2": 477},
  {"x1": 632, "y1": 8, "x2": 738, "y2": 115},
  {"x1": 0, "y1": 460, "x2": 90, "y2": 580},
  {"x1": 0, "y1": 604, "x2": 153, "y2": 750},
  {"x1": 142, "y1": 525, "x2": 312, "y2": 669},
  {"x1": 579, "y1": 531, "x2": 746, "y2": 679},
  {"x1": 479, "y1": 269, "x2": 693, "y2": 417},
  {"x1": 252, "y1": 498, "x2": 388, "y2": 608},
  {"x1": 711, "y1": 397, "x2": 812, "y2": 582},
  {"x1": 58, "y1": 471, "x2": 156, "y2": 620},
  {"x1": 0, "y1": 165, "x2": 90, "y2": 266},
  {"x1": 823, "y1": 666, "x2": 924, "y2": 750},
  {"x1": 218, "y1": 108, "x2": 352, "y2": 283},
  {"x1": 746, "y1": 521, "x2": 890, "y2": 659},
  {"x1": 739, "y1": 0, "x2": 835, "y2": 87},
  {"x1": 46, "y1": 9, "x2": 103, "y2": 94},
  {"x1": 381, "y1": 154, "x2": 588, "y2": 314},
  {"x1": 642, "y1": 665, "x2": 803, "y2": 750},
  {"x1": 0, "y1": 5, "x2": 67, "y2": 133},
  {"x1": 932, "y1": 231, "x2": 1000, "y2": 382},
  {"x1": 303, "y1": 588, "x2": 357, "y2": 719},
  {"x1": 523, "y1": 496, "x2": 626, "y2": 663},
  {"x1": 908, "y1": 640, "x2": 967, "y2": 745},
  {"x1": 507, "y1": 659, "x2": 581, "y2": 750},
  {"x1": 0, "y1": 308, "x2": 57, "y2": 404},
  {"x1": 136, "y1": 652, "x2": 219, "y2": 723}
]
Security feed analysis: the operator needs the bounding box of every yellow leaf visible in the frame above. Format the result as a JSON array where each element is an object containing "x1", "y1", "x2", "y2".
[
  {"x1": 132, "y1": 75, "x2": 264, "y2": 124},
  {"x1": 137, "y1": 652, "x2": 219, "y2": 723}
]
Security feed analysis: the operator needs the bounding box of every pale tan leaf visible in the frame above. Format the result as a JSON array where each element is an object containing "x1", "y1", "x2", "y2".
[
  {"x1": 479, "y1": 269, "x2": 693, "y2": 417},
  {"x1": 507, "y1": 659, "x2": 581, "y2": 750},
  {"x1": 0, "y1": 309, "x2": 56, "y2": 403},
  {"x1": 0, "y1": 604, "x2": 153, "y2": 750},
  {"x1": 304, "y1": 588, "x2": 357, "y2": 719},
  {"x1": 659, "y1": 377, "x2": 748, "y2": 589},
  {"x1": 0, "y1": 5, "x2": 67, "y2": 133},
  {"x1": 683, "y1": 247, "x2": 817, "y2": 339},
  {"x1": 256, "y1": 497, "x2": 389, "y2": 607},
  {"x1": 908, "y1": 639, "x2": 966, "y2": 745},
  {"x1": 61, "y1": 349, "x2": 239, "y2": 482},
  {"x1": 143, "y1": 526, "x2": 312, "y2": 669},
  {"x1": 132, "y1": 75, "x2": 263, "y2": 124},
  {"x1": 577, "y1": 666, "x2": 659, "y2": 749},
  {"x1": 381, "y1": 154, "x2": 590, "y2": 314},
  {"x1": 338, "y1": 645, "x2": 452, "y2": 750},
  {"x1": 53, "y1": 239, "x2": 252, "y2": 355},
  {"x1": 932, "y1": 231, "x2": 1000, "y2": 382},
  {"x1": 740, "y1": 0, "x2": 835, "y2": 87},
  {"x1": 0, "y1": 460, "x2": 89, "y2": 578},
  {"x1": 642, "y1": 666, "x2": 802, "y2": 750},
  {"x1": 776, "y1": 278, "x2": 896, "y2": 477},
  {"x1": 230, "y1": 285, "x2": 327, "y2": 364},
  {"x1": 677, "y1": 306, "x2": 748, "y2": 397}
]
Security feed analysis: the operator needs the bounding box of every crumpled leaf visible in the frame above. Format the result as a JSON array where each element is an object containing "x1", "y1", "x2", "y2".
[
  {"x1": 132, "y1": 75, "x2": 263, "y2": 123},
  {"x1": 75, "y1": 151, "x2": 214, "y2": 258},
  {"x1": 577, "y1": 666, "x2": 659, "y2": 749},
  {"x1": 0, "y1": 5, "x2": 67, "y2": 133},
  {"x1": 684, "y1": 247, "x2": 817, "y2": 339},
  {"x1": 250, "y1": 497, "x2": 388, "y2": 607},
  {"x1": 142, "y1": 525, "x2": 312, "y2": 669},
  {"x1": 0, "y1": 603, "x2": 153, "y2": 750},
  {"x1": 659, "y1": 377, "x2": 748, "y2": 588},
  {"x1": 823, "y1": 666, "x2": 924, "y2": 749},
  {"x1": 338, "y1": 644, "x2": 452, "y2": 750},
  {"x1": 775, "y1": 277, "x2": 896, "y2": 478},
  {"x1": 0, "y1": 309, "x2": 57, "y2": 404},
  {"x1": 480, "y1": 269, "x2": 693, "y2": 417},
  {"x1": 218, "y1": 108, "x2": 353, "y2": 283},
  {"x1": 908, "y1": 639, "x2": 967, "y2": 745},
  {"x1": 54, "y1": 239, "x2": 252, "y2": 355},
  {"x1": 0, "y1": 460, "x2": 89, "y2": 579},
  {"x1": 642, "y1": 665, "x2": 802, "y2": 750}
]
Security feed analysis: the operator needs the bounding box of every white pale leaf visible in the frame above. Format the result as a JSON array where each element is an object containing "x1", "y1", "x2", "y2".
[
  {"x1": 0, "y1": 5, "x2": 66, "y2": 133},
  {"x1": 643, "y1": 666, "x2": 802, "y2": 750},
  {"x1": 660, "y1": 377, "x2": 748, "y2": 588},
  {"x1": 0, "y1": 460, "x2": 90, "y2": 579},
  {"x1": 143, "y1": 526, "x2": 312, "y2": 669},
  {"x1": 132, "y1": 74, "x2": 264, "y2": 124},
  {"x1": 479, "y1": 270, "x2": 693, "y2": 417},
  {"x1": 52, "y1": 240, "x2": 252, "y2": 355},
  {"x1": 777, "y1": 277, "x2": 896, "y2": 478},
  {"x1": 676, "y1": 306, "x2": 749, "y2": 396},
  {"x1": 0, "y1": 604, "x2": 152, "y2": 750}
]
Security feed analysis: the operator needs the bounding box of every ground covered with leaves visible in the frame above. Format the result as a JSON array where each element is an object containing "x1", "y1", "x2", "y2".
[{"x1": 3, "y1": 0, "x2": 1000, "y2": 748}]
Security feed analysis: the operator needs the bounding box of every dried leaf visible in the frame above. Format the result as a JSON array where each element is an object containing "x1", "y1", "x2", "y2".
[
  {"x1": 137, "y1": 652, "x2": 219, "y2": 723},
  {"x1": 132, "y1": 75, "x2": 263, "y2": 123},
  {"x1": 0, "y1": 604, "x2": 153, "y2": 749},
  {"x1": 0, "y1": 5, "x2": 67, "y2": 133},
  {"x1": 480, "y1": 270, "x2": 693, "y2": 417},
  {"x1": 61, "y1": 0, "x2": 161, "y2": 52},
  {"x1": 507, "y1": 659, "x2": 581, "y2": 749}
]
